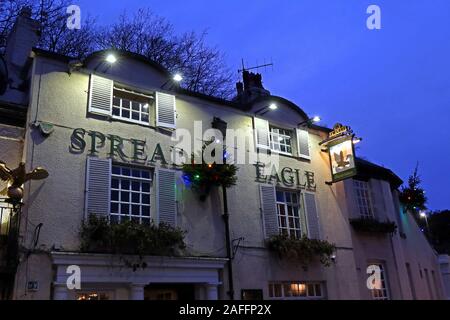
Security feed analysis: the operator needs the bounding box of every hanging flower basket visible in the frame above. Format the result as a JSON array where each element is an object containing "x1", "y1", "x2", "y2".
[
  {"x1": 349, "y1": 218, "x2": 397, "y2": 234},
  {"x1": 267, "y1": 234, "x2": 336, "y2": 267},
  {"x1": 181, "y1": 140, "x2": 238, "y2": 201}
]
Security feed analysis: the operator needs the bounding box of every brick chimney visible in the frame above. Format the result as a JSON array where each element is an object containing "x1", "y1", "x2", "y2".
[
  {"x1": 4, "y1": 6, "x2": 40, "y2": 79},
  {"x1": 234, "y1": 70, "x2": 270, "y2": 104}
]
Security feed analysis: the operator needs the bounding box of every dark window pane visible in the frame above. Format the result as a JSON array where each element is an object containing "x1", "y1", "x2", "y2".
[
  {"x1": 112, "y1": 107, "x2": 120, "y2": 116},
  {"x1": 111, "y1": 190, "x2": 119, "y2": 201},
  {"x1": 122, "y1": 168, "x2": 130, "y2": 176},
  {"x1": 112, "y1": 166, "x2": 120, "y2": 175},
  {"x1": 142, "y1": 171, "x2": 150, "y2": 179},
  {"x1": 315, "y1": 284, "x2": 322, "y2": 296},
  {"x1": 142, "y1": 183, "x2": 150, "y2": 192},
  {"x1": 120, "y1": 191, "x2": 129, "y2": 202},
  {"x1": 131, "y1": 181, "x2": 140, "y2": 191},
  {"x1": 142, "y1": 114, "x2": 149, "y2": 123},
  {"x1": 122, "y1": 99, "x2": 130, "y2": 109},
  {"x1": 121, "y1": 179, "x2": 130, "y2": 189},
  {"x1": 142, "y1": 194, "x2": 150, "y2": 204},
  {"x1": 132, "y1": 112, "x2": 139, "y2": 120},
  {"x1": 132, "y1": 101, "x2": 140, "y2": 111},
  {"x1": 276, "y1": 191, "x2": 284, "y2": 202},
  {"x1": 132, "y1": 205, "x2": 140, "y2": 215},
  {"x1": 132, "y1": 169, "x2": 140, "y2": 177},
  {"x1": 121, "y1": 204, "x2": 129, "y2": 215},
  {"x1": 111, "y1": 178, "x2": 119, "y2": 189},
  {"x1": 113, "y1": 97, "x2": 120, "y2": 107},
  {"x1": 142, "y1": 206, "x2": 150, "y2": 216},
  {"x1": 132, "y1": 193, "x2": 140, "y2": 203},
  {"x1": 285, "y1": 192, "x2": 291, "y2": 203},
  {"x1": 122, "y1": 109, "x2": 130, "y2": 118},
  {"x1": 142, "y1": 218, "x2": 150, "y2": 225},
  {"x1": 111, "y1": 202, "x2": 119, "y2": 213}
]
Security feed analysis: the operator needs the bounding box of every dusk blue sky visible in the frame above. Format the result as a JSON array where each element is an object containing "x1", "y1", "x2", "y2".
[{"x1": 76, "y1": 0, "x2": 450, "y2": 210}]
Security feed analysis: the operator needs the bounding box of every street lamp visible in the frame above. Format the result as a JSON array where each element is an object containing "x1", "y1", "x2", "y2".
[
  {"x1": 105, "y1": 54, "x2": 117, "y2": 64},
  {"x1": 419, "y1": 211, "x2": 430, "y2": 232}
]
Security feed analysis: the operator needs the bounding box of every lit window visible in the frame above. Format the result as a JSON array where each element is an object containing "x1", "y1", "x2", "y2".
[
  {"x1": 112, "y1": 87, "x2": 151, "y2": 125},
  {"x1": 276, "y1": 190, "x2": 302, "y2": 238},
  {"x1": 110, "y1": 165, "x2": 152, "y2": 224},
  {"x1": 76, "y1": 292, "x2": 110, "y2": 300},
  {"x1": 369, "y1": 264, "x2": 390, "y2": 300},
  {"x1": 269, "y1": 127, "x2": 292, "y2": 155},
  {"x1": 353, "y1": 180, "x2": 374, "y2": 218},
  {"x1": 269, "y1": 282, "x2": 324, "y2": 299}
]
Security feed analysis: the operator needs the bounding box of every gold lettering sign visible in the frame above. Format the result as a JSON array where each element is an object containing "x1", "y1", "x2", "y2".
[{"x1": 329, "y1": 123, "x2": 353, "y2": 139}]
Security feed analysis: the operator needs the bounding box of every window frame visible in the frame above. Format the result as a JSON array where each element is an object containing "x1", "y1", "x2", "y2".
[
  {"x1": 269, "y1": 126, "x2": 293, "y2": 156},
  {"x1": 275, "y1": 189, "x2": 303, "y2": 239},
  {"x1": 369, "y1": 263, "x2": 390, "y2": 300},
  {"x1": 268, "y1": 281, "x2": 325, "y2": 300},
  {"x1": 353, "y1": 179, "x2": 375, "y2": 219},
  {"x1": 110, "y1": 164, "x2": 153, "y2": 225},
  {"x1": 112, "y1": 86, "x2": 153, "y2": 126}
]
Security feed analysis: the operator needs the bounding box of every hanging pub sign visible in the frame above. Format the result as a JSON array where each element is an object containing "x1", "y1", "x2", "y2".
[{"x1": 321, "y1": 123, "x2": 359, "y2": 183}]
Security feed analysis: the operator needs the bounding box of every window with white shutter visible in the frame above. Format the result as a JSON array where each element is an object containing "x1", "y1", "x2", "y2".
[
  {"x1": 254, "y1": 117, "x2": 270, "y2": 150},
  {"x1": 88, "y1": 75, "x2": 113, "y2": 116},
  {"x1": 303, "y1": 192, "x2": 320, "y2": 239},
  {"x1": 260, "y1": 185, "x2": 278, "y2": 238},
  {"x1": 156, "y1": 168, "x2": 177, "y2": 226},
  {"x1": 296, "y1": 128, "x2": 311, "y2": 160},
  {"x1": 156, "y1": 92, "x2": 176, "y2": 129},
  {"x1": 85, "y1": 157, "x2": 111, "y2": 217}
]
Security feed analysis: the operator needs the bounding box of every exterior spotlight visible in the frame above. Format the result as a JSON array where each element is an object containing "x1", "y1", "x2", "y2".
[
  {"x1": 419, "y1": 211, "x2": 427, "y2": 218},
  {"x1": 173, "y1": 73, "x2": 183, "y2": 82},
  {"x1": 105, "y1": 54, "x2": 117, "y2": 64},
  {"x1": 255, "y1": 103, "x2": 278, "y2": 115},
  {"x1": 353, "y1": 137, "x2": 362, "y2": 144},
  {"x1": 298, "y1": 116, "x2": 322, "y2": 127}
]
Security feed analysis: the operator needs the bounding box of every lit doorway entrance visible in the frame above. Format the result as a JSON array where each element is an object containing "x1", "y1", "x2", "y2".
[{"x1": 144, "y1": 283, "x2": 195, "y2": 300}]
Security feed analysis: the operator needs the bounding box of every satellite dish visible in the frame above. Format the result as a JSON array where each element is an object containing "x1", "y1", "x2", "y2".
[{"x1": 0, "y1": 55, "x2": 8, "y2": 95}]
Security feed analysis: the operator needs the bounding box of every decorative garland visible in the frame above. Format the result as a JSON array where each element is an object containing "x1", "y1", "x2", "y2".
[
  {"x1": 267, "y1": 234, "x2": 336, "y2": 267},
  {"x1": 349, "y1": 218, "x2": 397, "y2": 234},
  {"x1": 182, "y1": 140, "x2": 238, "y2": 201}
]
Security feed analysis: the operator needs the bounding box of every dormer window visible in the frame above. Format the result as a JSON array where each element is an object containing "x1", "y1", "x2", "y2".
[
  {"x1": 112, "y1": 86, "x2": 152, "y2": 125},
  {"x1": 269, "y1": 126, "x2": 292, "y2": 155}
]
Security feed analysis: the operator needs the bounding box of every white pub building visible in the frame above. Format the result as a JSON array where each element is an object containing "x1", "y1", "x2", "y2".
[{"x1": 0, "y1": 10, "x2": 445, "y2": 300}]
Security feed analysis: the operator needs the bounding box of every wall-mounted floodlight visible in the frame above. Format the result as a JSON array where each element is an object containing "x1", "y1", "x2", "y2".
[
  {"x1": 105, "y1": 54, "x2": 117, "y2": 64},
  {"x1": 255, "y1": 103, "x2": 278, "y2": 116},
  {"x1": 298, "y1": 116, "x2": 321, "y2": 127},
  {"x1": 161, "y1": 72, "x2": 183, "y2": 89},
  {"x1": 173, "y1": 73, "x2": 183, "y2": 82}
]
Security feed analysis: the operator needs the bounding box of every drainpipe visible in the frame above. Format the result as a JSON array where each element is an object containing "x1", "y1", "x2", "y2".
[{"x1": 222, "y1": 184, "x2": 234, "y2": 300}]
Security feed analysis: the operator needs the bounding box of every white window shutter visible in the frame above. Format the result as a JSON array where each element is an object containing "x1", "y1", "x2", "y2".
[
  {"x1": 303, "y1": 192, "x2": 320, "y2": 239},
  {"x1": 156, "y1": 168, "x2": 177, "y2": 226},
  {"x1": 85, "y1": 157, "x2": 111, "y2": 217},
  {"x1": 296, "y1": 128, "x2": 311, "y2": 159},
  {"x1": 260, "y1": 185, "x2": 278, "y2": 238},
  {"x1": 254, "y1": 117, "x2": 270, "y2": 150},
  {"x1": 88, "y1": 74, "x2": 113, "y2": 116},
  {"x1": 156, "y1": 92, "x2": 176, "y2": 129}
]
